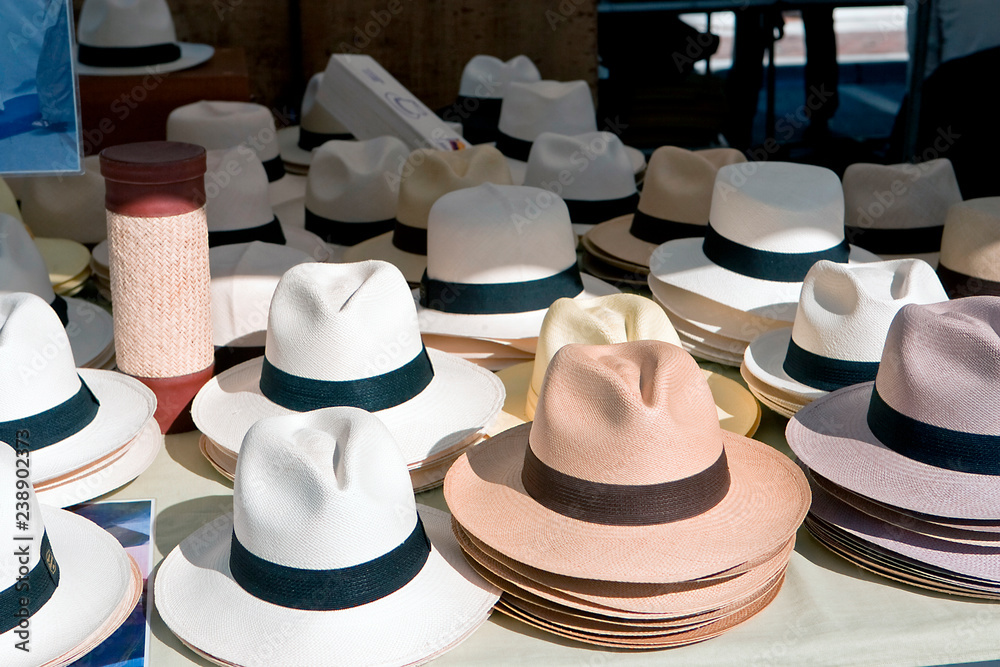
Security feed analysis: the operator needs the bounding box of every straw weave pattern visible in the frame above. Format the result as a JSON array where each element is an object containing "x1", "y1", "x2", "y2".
[{"x1": 107, "y1": 207, "x2": 214, "y2": 377}]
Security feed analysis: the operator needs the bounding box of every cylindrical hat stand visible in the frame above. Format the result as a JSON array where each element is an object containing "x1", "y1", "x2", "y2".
[{"x1": 100, "y1": 141, "x2": 214, "y2": 434}]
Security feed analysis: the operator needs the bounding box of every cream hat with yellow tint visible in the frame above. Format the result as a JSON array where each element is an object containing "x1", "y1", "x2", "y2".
[{"x1": 495, "y1": 294, "x2": 760, "y2": 436}]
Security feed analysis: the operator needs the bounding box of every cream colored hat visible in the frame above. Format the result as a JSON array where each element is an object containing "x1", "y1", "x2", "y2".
[
  {"x1": 278, "y1": 72, "x2": 355, "y2": 168},
  {"x1": 523, "y1": 132, "x2": 639, "y2": 236},
  {"x1": 843, "y1": 159, "x2": 962, "y2": 266},
  {"x1": 585, "y1": 146, "x2": 747, "y2": 268},
  {"x1": 937, "y1": 197, "x2": 1000, "y2": 298},
  {"x1": 416, "y1": 183, "x2": 619, "y2": 341},
  {"x1": 0, "y1": 178, "x2": 21, "y2": 222},
  {"x1": 451, "y1": 55, "x2": 541, "y2": 144},
  {"x1": 76, "y1": 0, "x2": 213, "y2": 76},
  {"x1": 342, "y1": 145, "x2": 512, "y2": 284},
  {"x1": 18, "y1": 156, "x2": 107, "y2": 245}
]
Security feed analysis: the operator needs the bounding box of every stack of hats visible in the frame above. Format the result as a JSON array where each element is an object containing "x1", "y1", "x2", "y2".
[
  {"x1": 648, "y1": 161, "x2": 880, "y2": 366},
  {"x1": 937, "y1": 197, "x2": 1000, "y2": 298},
  {"x1": 447, "y1": 55, "x2": 541, "y2": 144},
  {"x1": 842, "y1": 159, "x2": 962, "y2": 267},
  {"x1": 156, "y1": 407, "x2": 501, "y2": 667},
  {"x1": 343, "y1": 145, "x2": 512, "y2": 285},
  {"x1": 1, "y1": 215, "x2": 115, "y2": 369},
  {"x1": 415, "y1": 183, "x2": 618, "y2": 370},
  {"x1": 496, "y1": 293, "x2": 760, "y2": 436},
  {"x1": 277, "y1": 72, "x2": 355, "y2": 173},
  {"x1": 33, "y1": 237, "x2": 92, "y2": 297},
  {"x1": 741, "y1": 259, "x2": 948, "y2": 417},
  {"x1": 788, "y1": 297, "x2": 1000, "y2": 598},
  {"x1": 446, "y1": 341, "x2": 810, "y2": 648},
  {"x1": 581, "y1": 146, "x2": 746, "y2": 285},
  {"x1": 0, "y1": 293, "x2": 162, "y2": 508},
  {"x1": 192, "y1": 261, "x2": 507, "y2": 492},
  {"x1": 0, "y1": 446, "x2": 143, "y2": 665},
  {"x1": 496, "y1": 80, "x2": 646, "y2": 185}
]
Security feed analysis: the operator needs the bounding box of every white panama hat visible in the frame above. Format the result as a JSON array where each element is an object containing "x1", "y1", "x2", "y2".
[
  {"x1": 743, "y1": 259, "x2": 949, "y2": 405},
  {"x1": 278, "y1": 72, "x2": 355, "y2": 168},
  {"x1": 156, "y1": 407, "x2": 500, "y2": 666},
  {"x1": 0, "y1": 447, "x2": 142, "y2": 667},
  {"x1": 416, "y1": 183, "x2": 619, "y2": 341},
  {"x1": 76, "y1": 0, "x2": 213, "y2": 76},
  {"x1": 523, "y1": 131, "x2": 639, "y2": 236},
  {"x1": 0, "y1": 214, "x2": 114, "y2": 369},
  {"x1": 496, "y1": 80, "x2": 645, "y2": 184},
  {"x1": 447, "y1": 54, "x2": 541, "y2": 145},
  {"x1": 192, "y1": 260, "x2": 505, "y2": 466}
]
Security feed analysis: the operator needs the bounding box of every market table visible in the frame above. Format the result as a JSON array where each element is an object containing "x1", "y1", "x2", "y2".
[{"x1": 104, "y1": 361, "x2": 1000, "y2": 667}]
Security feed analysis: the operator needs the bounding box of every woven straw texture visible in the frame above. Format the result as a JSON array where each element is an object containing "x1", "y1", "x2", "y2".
[{"x1": 108, "y1": 207, "x2": 214, "y2": 377}]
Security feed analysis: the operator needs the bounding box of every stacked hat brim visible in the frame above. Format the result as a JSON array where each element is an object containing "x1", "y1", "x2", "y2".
[
  {"x1": 445, "y1": 422, "x2": 808, "y2": 647},
  {"x1": 35, "y1": 238, "x2": 93, "y2": 297},
  {"x1": 76, "y1": 43, "x2": 214, "y2": 76},
  {"x1": 578, "y1": 235, "x2": 649, "y2": 289},
  {"x1": 741, "y1": 327, "x2": 817, "y2": 416},
  {"x1": 62, "y1": 298, "x2": 116, "y2": 370}
]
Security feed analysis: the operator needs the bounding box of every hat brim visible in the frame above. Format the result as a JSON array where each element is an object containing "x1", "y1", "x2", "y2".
[
  {"x1": 341, "y1": 231, "x2": 427, "y2": 285},
  {"x1": 662, "y1": 308, "x2": 749, "y2": 356},
  {"x1": 268, "y1": 174, "x2": 307, "y2": 209},
  {"x1": 414, "y1": 274, "x2": 620, "y2": 341},
  {"x1": 272, "y1": 197, "x2": 361, "y2": 263},
  {"x1": 649, "y1": 238, "x2": 882, "y2": 315},
  {"x1": 277, "y1": 126, "x2": 315, "y2": 168},
  {"x1": 444, "y1": 422, "x2": 809, "y2": 583},
  {"x1": 505, "y1": 146, "x2": 646, "y2": 186},
  {"x1": 66, "y1": 297, "x2": 115, "y2": 369},
  {"x1": 192, "y1": 349, "x2": 504, "y2": 466},
  {"x1": 496, "y1": 361, "x2": 760, "y2": 438},
  {"x1": 584, "y1": 214, "x2": 665, "y2": 269},
  {"x1": 154, "y1": 505, "x2": 500, "y2": 666},
  {"x1": 788, "y1": 382, "x2": 1000, "y2": 520},
  {"x1": 742, "y1": 327, "x2": 829, "y2": 401},
  {"x1": 0, "y1": 506, "x2": 141, "y2": 666},
  {"x1": 34, "y1": 237, "x2": 92, "y2": 285},
  {"x1": 76, "y1": 42, "x2": 214, "y2": 76},
  {"x1": 35, "y1": 418, "x2": 163, "y2": 508}
]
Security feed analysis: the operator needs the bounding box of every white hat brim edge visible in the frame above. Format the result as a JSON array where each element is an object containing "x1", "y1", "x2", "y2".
[
  {"x1": 154, "y1": 505, "x2": 499, "y2": 666},
  {"x1": 277, "y1": 127, "x2": 314, "y2": 168},
  {"x1": 75, "y1": 43, "x2": 214, "y2": 77},
  {"x1": 743, "y1": 327, "x2": 829, "y2": 401},
  {"x1": 1, "y1": 507, "x2": 137, "y2": 667}
]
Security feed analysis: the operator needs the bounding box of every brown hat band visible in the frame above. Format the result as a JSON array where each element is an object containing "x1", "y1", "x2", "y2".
[
  {"x1": 521, "y1": 446, "x2": 731, "y2": 526},
  {"x1": 936, "y1": 263, "x2": 1000, "y2": 299}
]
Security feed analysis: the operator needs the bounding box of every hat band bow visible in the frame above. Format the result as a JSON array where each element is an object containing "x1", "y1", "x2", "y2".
[{"x1": 703, "y1": 223, "x2": 849, "y2": 283}]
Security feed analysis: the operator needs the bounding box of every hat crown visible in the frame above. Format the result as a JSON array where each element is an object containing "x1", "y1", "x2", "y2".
[
  {"x1": 498, "y1": 80, "x2": 597, "y2": 141},
  {"x1": 167, "y1": 101, "x2": 280, "y2": 162},
  {"x1": 639, "y1": 147, "x2": 745, "y2": 225},
  {"x1": 0, "y1": 178, "x2": 21, "y2": 222},
  {"x1": 300, "y1": 72, "x2": 349, "y2": 134},
  {"x1": 265, "y1": 261, "x2": 424, "y2": 382},
  {"x1": 843, "y1": 159, "x2": 961, "y2": 230},
  {"x1": 710, "y1": 162, "x2": 845, "y2": 252},
  {"x1": 306, "y1": 137, "x2": 410, "y2": 222},
  {"x1": 523, "y1": 132, "x2": 636, "y2": 202},
  {"x1": 459, "y1": 54, "x2": 541, "y2": 98},
  {"x1": 204, "y1": 148, "x2": 275, "y2": 232},
  {"x1": 233, "y1": 407, "x2": 418, "y2": 569},
  {"x1": 940, "y1": 197, "x2": 1000, "y2": 280},
  {"x1": 528, "y1": 295, "x2": 682, "y2": 419},
  {"x1": 875, "y1": 297, "x2": 1000, "y2": 434},
  {"x1": 0, "y1": 214, "x2": 57, "y2": 304},
  {"x1": 0, "y1": 447, "x2": 48, "y2": 587},
  {"x1": 792, "y1": 259, "x2": 948, "y2": 361},
  {"x1": 530, "y1": 341, "x2": 724, "y2": 485},
  {"x1": 210, "y1": 242, "x2": 313, "y2": 347},
  {"x1": 0, "y1": 293, "x2": 81, "y2": 423},
  {"x1": 424, "y1": 183, "x2": 577, "y2": 285},
  {"x1": 78, "y1": 0, "x2": 177, "y2": 48},
  {"x1": 396, "y1": 145, "x2": 511, "y2": 228},
  {"x1": 20, "y1": 156, "x2": 107, "y2": 244}
]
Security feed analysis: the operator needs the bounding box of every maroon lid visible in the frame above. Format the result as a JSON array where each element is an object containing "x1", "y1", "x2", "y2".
[{"x1": 100, "y1": 141, "x2": 207, "y2": 217}]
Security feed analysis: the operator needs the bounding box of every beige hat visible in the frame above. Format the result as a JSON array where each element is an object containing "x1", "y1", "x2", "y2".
[
  {"x1": 450, "y1": 55, "x2": 541, "y2": 144},
  {"x1": 445, "y1": 341, "x2": 810, "y2": 583},
  {"x1": 278, "y1": 72, "x2": 355, "y2": 168},
  {"x1": 843, "y1": 159, "x2": 962, "y2": 266},
  {"x1": 585, "y1": 146, "x2": 746, "y2": 268},
  {"x1": 342, "y1": 145, "x2": 512, "y2": 284},
  {"x1": 19, "y1": 156, "x2": 107, "y2": 245},
  {"x1": 937, "y1": 197, "x2": 1000, "y2": 298}
]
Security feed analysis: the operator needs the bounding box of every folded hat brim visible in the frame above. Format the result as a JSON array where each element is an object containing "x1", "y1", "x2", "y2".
[
  {"x1": 584, "y1": 214, "x2": 663, "y2": 269},
  {"x1": 30, "y1": 368, "x2": 155, "y2": 484},
  {"x1": 268, "y1": 173, "x2": 307, "y2": 209},
  {"x1": 65, "y1": 297, "x2": 115, "y2": 369},
  {"x1": 192, "y1": 348, "x2": 504, "y2": 465},
  {"x1": 277, "y1": 126, "x2": 315, "y2": 168},
  {"x1": 154, "y1": 505, "x2": 499, "y2": 667},
  {"x1": 743, "y1": 327, "x2": 829, "y2": 401},
  {"x1": 35, "y1": 418, "x2": 163, "y2": 508},
  {"x1": 788, "y1": 382, "x2": 1000, "y2": 520},
  {"x1": 444, "y1": 422, "x2": 810, "y2": 583},
  {"x1": 414, "y1": 274, "x2": 620, "y2": 341},
  {"x1": 649, "y1": 238, "x2": 882, "y2": 315},
  {"x1": 341, "y1": 231, "x2": 427, "y2": 285},
  {"x1": 505, "y1": 146, "x2": 646, "y2": 187},
  {"x1": 0, "y1": 506, "x2": 141, "y2": 667},
  {"x1": 75, "y1": 42, "x2": 214, "y2": 76}
]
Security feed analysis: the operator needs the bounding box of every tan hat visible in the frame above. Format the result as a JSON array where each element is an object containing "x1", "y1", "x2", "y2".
[
  {"x1": 937, "y1": 197, "x2": 1000, "y2": 298},
  {"x1": 494, "y1": 294, "x2": 760, "y2": 437},
  {"x1": 19, "y1": 156, "x2": 107, "y2": 245},
  {"x1": 277, "y1": 72, "x2": 355, "y2": 169},
  {"x1": 585, "y1": 147, "x2": 746, "y2": 268},
  {"x1": 450, "y1": 55, "x2": 541, "y2": 144},
  {"x1": 843, "y1": 159, "x2": 962, "y2": 266},
  {"x1": 342, "y1": 145, "x2": 512, "y2": 284},
  {"x1": 445, "y1": 340, "x2": 810, "y2": 583}
]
